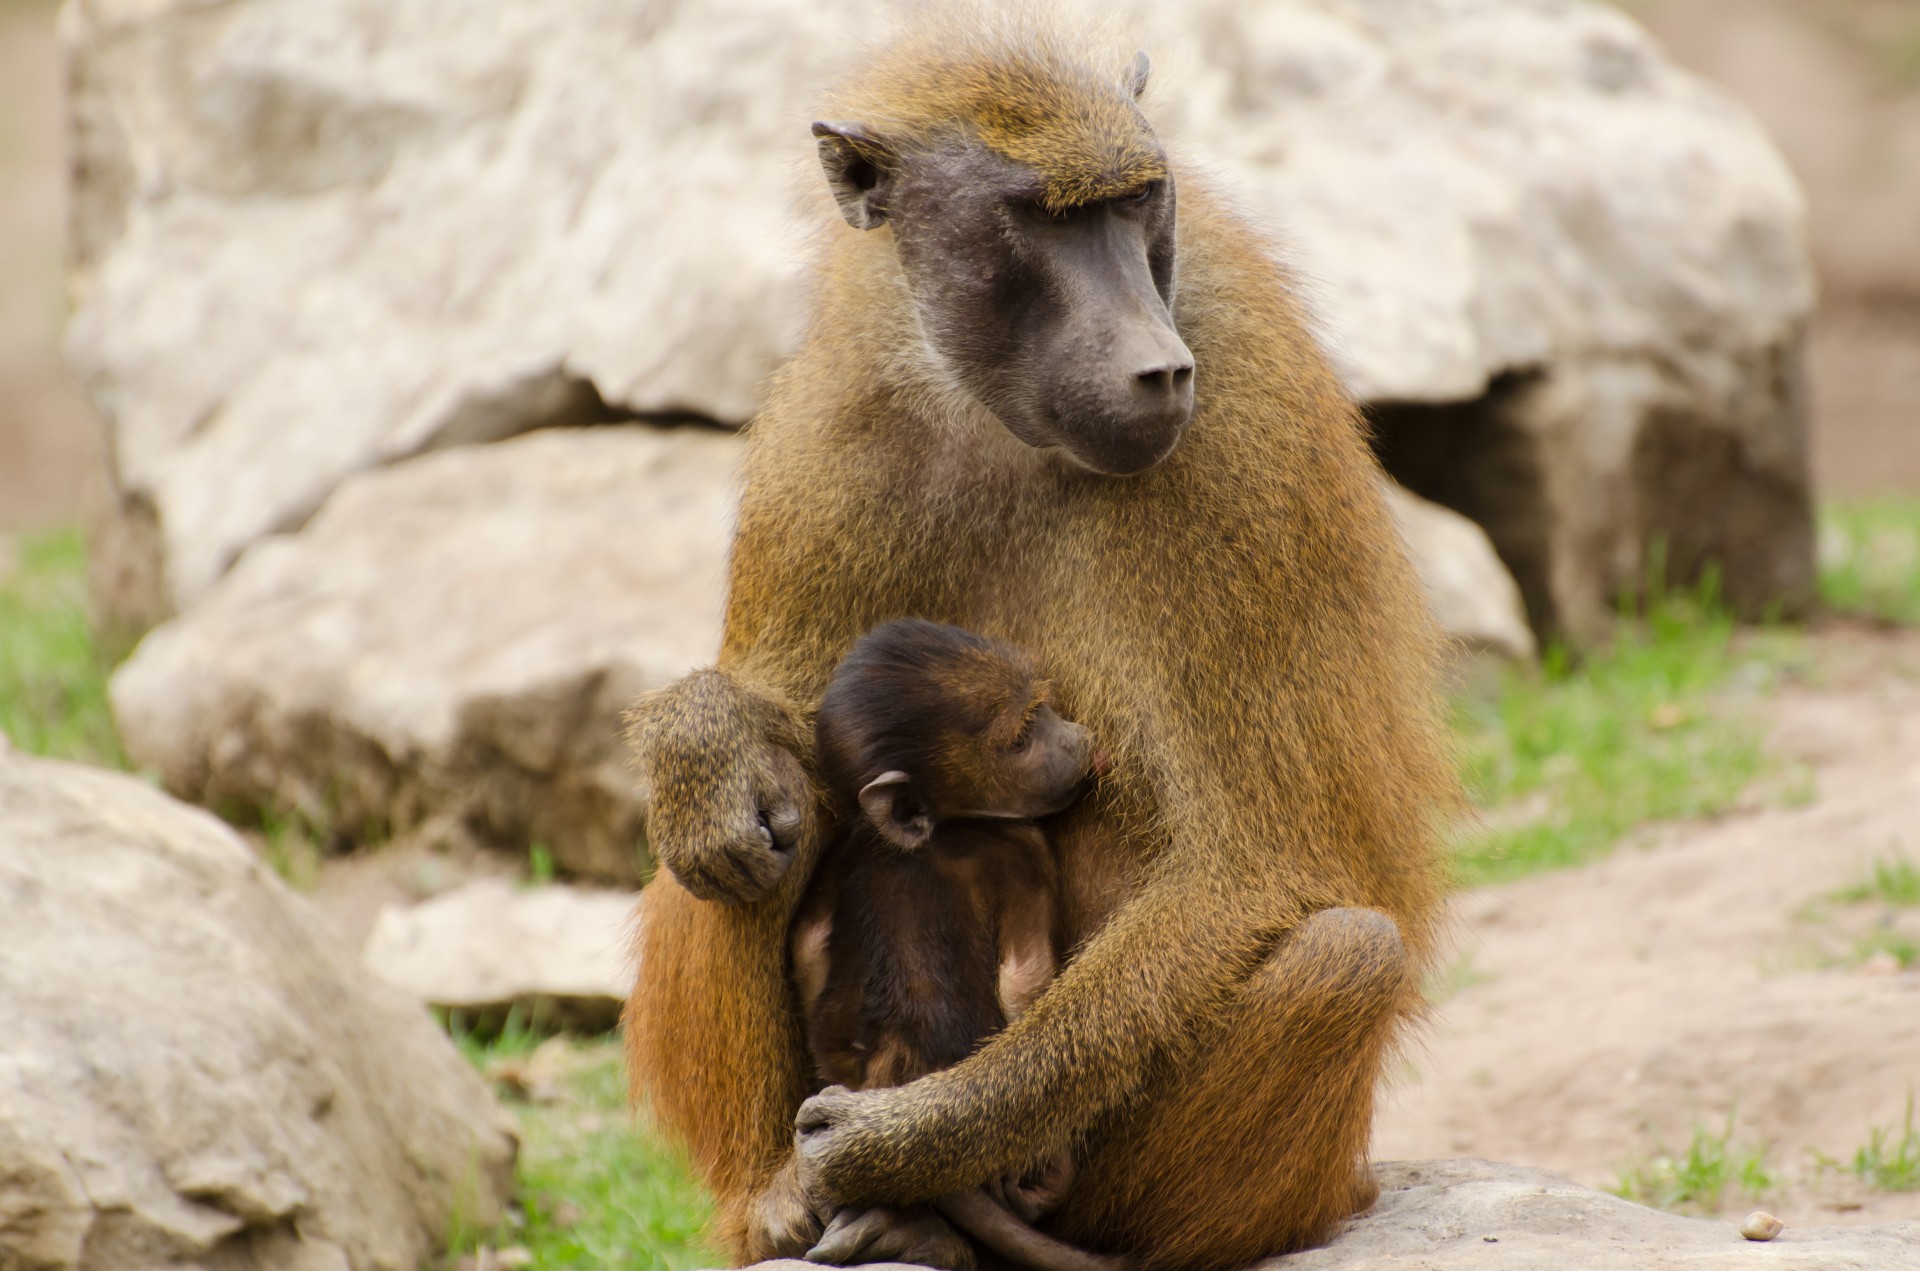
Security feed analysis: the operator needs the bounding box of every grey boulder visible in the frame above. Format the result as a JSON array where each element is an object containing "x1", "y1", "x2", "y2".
[
  {"x1": 0, "y1": 745, "x2": 516, "y2": 1271},
  {"x1": 109, "y1": 425, "x2": 735, "y2": 881},
  {"x1": 1383, "y1": 483, "x2": 1535, "y2": 663},
  {"x1": 362, "y1": 879, "x2": 638, "y2": 1031}
]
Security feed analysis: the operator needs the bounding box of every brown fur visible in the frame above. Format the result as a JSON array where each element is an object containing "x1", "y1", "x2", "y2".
[
  {"x1": 823, "y1": 18, "x2": 1164, "y2": 212},
  {"x1": 625, "y1": 19, "x2": 1458, "y2": 1271}
]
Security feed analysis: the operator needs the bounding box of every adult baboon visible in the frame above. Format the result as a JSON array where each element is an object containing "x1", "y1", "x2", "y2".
[{"x1": 626, "y1": 16, "x2": 1457, "y2": 1271}]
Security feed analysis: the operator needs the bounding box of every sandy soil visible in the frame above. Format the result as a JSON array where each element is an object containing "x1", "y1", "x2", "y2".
[{"x1": 1379, "y1": 625, "x2": 1920, "y2": 1225}]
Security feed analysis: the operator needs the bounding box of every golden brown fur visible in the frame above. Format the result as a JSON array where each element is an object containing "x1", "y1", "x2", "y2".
[
  {"x1": 626, "y1": 19, "x2": 1458, "y2": 1270},
  {"x1": 823, "y1": 22, "x2": 1165, "y2": 211}
]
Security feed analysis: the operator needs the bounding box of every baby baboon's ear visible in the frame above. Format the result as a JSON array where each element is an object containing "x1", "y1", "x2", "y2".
[
  {"x1": 1124, "y1": 51, "x2": 1150, "y2": 100},
  {"x1": 813, "y1": 121, "x2": 897, "y2": 230},
  {"x1": 857, "y1": 770, "x2": 933, "y2": 850}
]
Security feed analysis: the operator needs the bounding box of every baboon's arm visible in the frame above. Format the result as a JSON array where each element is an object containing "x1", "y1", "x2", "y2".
[{"x1": 625, "y1": 660, "x2": 826, "y2": 1256}]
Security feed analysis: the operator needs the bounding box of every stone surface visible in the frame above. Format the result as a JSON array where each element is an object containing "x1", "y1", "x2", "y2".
[
  {"x1": 109, "y1": 425, "x2": 734, "y2": 881},
  {"x1": 363, "y1": 879, "x2": 639, "y2": 1030},
  {"x1": 724, "y1": 1161, "x2": 1920, "y2": 1270},
  {"x1": 1269, "y1": 1160, "x2": 1920, "y2": 1269},
  {"x1": 65, "y1": 0, "x2": 1813, "y2": 638},
  {"x1": 1383, "y1": 483, "x2": 1534, "y2": 663},
  {"x1": 0, "y1": 746, "x2": 516, "y2": 1271}
]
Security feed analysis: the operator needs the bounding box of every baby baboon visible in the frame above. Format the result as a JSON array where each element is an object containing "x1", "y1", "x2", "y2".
[
  {"x1": 790, "y1": 619, "x2": 1123, "y2": 1271},
  {"x1": 626, "y1": 14, "x2": 1459, "y2": 1271}
]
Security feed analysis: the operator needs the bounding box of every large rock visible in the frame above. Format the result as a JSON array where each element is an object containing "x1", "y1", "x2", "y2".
[
  {"x1": 1383, "y1": 484, "x2": 1534, "y2": 663},
  {"x1": 65, "y1": 0, "x2": 1812, "y2": 639},
  {"x1": 726, "y1": 1161, "x2": 1920, "y2": 1270},
  {"x1": 362, "y1": 880, "x2": 639, "y2": 1030},
  {"x1": 109, "y1": 425, "x2": 734, "y2": 881},
  {"x1": 0, "y1": 744, "x2": 516, "y2": 1271}
]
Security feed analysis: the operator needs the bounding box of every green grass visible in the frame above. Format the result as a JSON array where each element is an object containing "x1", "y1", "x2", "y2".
[
  {"x1": 0, "y1": 527, "x2": 128, "y2": 768},
  {"x1": 1853, "y1": 927, "x2": 1919, "y2": 970},
  {"x1": 1832, "y1": 852, "x2": 1920, "y2": 908},
  {"x1": 448, "y1": 1024, "x2": 717, "y2": 1271},
  {"x1": 1613, "y1": 1112, "x2": 1776, "y2": 1213},
  {"x1": 1847, "y1": 1096, "x2": 1920, "y2": 1192},
  {"x1": 1820, "y1": 500, "x2": 1920, "y2": 626},
  {"x1": 529, "y1": 842, "x2": 558, "y2": 887},
  {"x1": 1450, "y1": 578, "x2": 1785, "y2": 885}
]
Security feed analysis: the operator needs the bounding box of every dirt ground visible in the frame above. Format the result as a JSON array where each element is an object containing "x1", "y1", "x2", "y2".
[{"x1": 1379, "y1": 623, "x2": 1920, "y2": 1225}]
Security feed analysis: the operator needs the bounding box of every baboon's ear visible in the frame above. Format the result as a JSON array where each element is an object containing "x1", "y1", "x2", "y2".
[
  {"x1": 813, "y1": 121, "x2": 897, "y2": 230},
  {"x1": 858, "y1": 770, "x2": 932, "y2": 850},
  {"x1": 1124, "y1": 51, "x2": 1150, "y2": 100}
]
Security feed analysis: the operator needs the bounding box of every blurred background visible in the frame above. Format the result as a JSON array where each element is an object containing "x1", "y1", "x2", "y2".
[{"x1": 1, "y1": 1, "x2": 1916, "y2": 1268}]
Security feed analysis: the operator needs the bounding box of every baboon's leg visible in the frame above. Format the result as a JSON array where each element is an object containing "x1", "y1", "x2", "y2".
[{"x1": 1054, "y1": 907, "x2": 1412, "y2": 1271}]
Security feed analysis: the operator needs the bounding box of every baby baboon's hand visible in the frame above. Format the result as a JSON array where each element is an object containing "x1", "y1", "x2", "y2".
[{"x1": 628, "y1": 669, "x2": 810, "y2": 905}]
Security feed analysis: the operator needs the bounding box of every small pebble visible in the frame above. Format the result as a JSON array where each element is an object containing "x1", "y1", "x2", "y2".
[{"x1": 1740, "y1": 1210, "x2": 1784, "y2": 1242}]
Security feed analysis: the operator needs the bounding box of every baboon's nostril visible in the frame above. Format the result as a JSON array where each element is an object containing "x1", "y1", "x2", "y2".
[{"x1": 1136, "y1": 361, "x2": 1195, "y2": 396}]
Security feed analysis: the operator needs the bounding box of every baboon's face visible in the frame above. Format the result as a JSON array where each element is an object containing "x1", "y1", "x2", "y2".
[{"x1": 815, "y1": 127, "x2": 1195, "y2": 476}]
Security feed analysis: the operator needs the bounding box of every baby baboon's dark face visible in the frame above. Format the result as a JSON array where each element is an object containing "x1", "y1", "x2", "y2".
[
  {"x1": 815, "y1": 620, "x2": 1096, "y2": 850},
  {"x1": 967, "y1": 699, "x2": 1093, "y2": 822}
]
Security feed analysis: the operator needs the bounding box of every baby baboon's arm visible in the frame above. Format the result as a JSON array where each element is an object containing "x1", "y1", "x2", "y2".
[{"x1": 996, "y1": 884, "x2": 1060, "y2": 1024}]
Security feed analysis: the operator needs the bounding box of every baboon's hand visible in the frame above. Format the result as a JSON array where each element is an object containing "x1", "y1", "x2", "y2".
[
  {"x1": 628, "y1": 670, "x2": 810, "y2": 905},
  {"x1": 806, "y1": 1206, "x2": 974, "y2": 1269},
  {"x1": 796, "y1": 1082, "x2": 949, "y2": 1213},
  {"x1": 747, "y1": 1156, "x2": 824, "y2": 1260}
]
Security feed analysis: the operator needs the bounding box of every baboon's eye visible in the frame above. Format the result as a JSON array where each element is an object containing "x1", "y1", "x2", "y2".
[{"x1": 1123, "y1": 182, "x2": 1158, "y2": 204}]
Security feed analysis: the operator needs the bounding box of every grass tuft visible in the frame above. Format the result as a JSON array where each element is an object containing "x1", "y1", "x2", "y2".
[
  {"x1": 445, "y1": 1024, "x2": 716, "y2": 1271},
  {"x1": 1853, "y1": 927, "x2": 1919, "y2": 970},
  {"x1": 1613, "y1": 1111, "x2": 1775, "y2": 1213},
  {"x1": 1450, "y1": 576, "x2": 1783, "y2": 885},
  {"x1": 1819, "y1": 500, "x2": 1920, "y2": 626},
  {"x1": 1848, "y1": 1095, "x2": 1920, "y2": 1192},
  {"x1": 0, "y1": 527, "x2": 129, "y2": 768},
  {"x1": 529, "y1": 842, "x2": 558, "y2": 887},
  {"x1": 1831, "y1": 851, "x2": 1920, "y2": 908}
]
